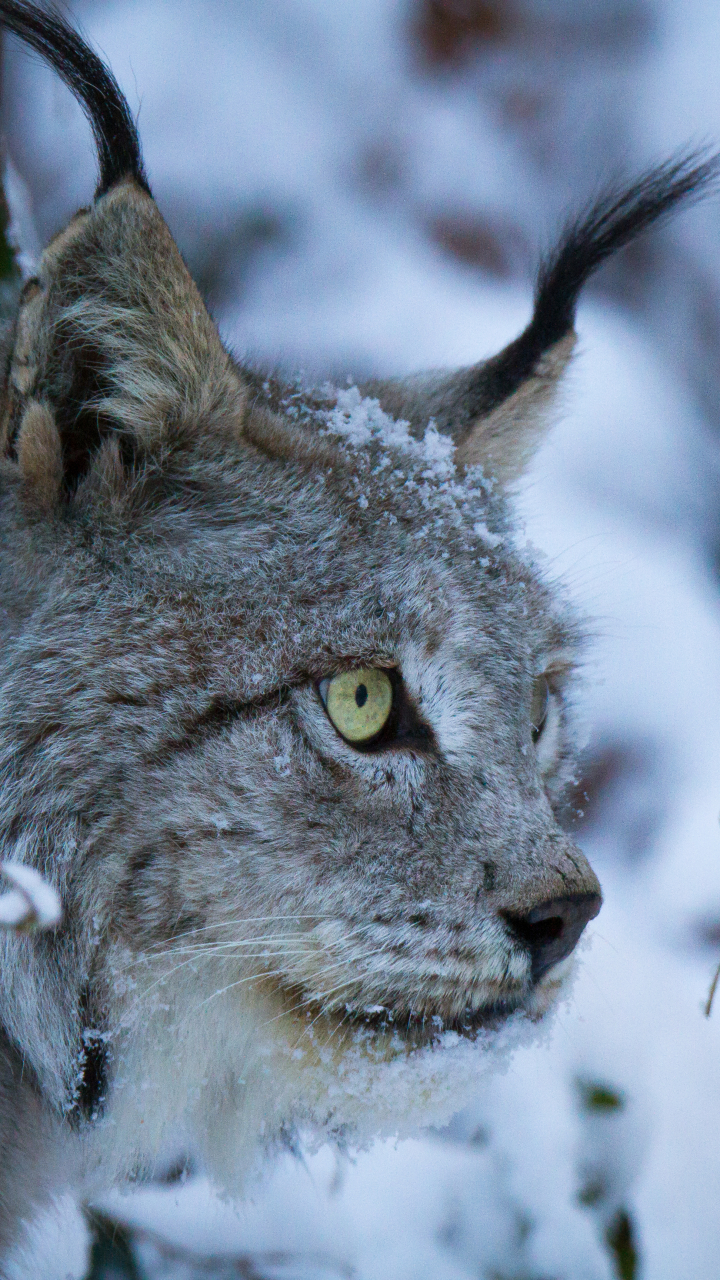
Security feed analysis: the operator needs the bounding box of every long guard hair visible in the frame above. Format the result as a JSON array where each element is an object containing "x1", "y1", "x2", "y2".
[
  {"x1": 0, "y1": 0, "x2": 149, "y2": 197},
  {"x1": 477, "y1": 151, "x2": 720, "y2": 417}
]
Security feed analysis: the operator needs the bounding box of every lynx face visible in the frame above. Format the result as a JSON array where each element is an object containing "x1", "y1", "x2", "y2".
[
  {"x1": 0, "y1": 188, "x2": 600, "y2": 1154},
  {"x1": 91, "y1": 381, "x2": 595, "y2": 1048},
  {"x1": 0, "y1": 0, "x2": 712, "y2": 1180}
]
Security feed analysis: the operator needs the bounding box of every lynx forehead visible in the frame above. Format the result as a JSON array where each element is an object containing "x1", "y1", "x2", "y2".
[{"x1": 0, "y1": 0, "x2": 716, "y2": 1258}]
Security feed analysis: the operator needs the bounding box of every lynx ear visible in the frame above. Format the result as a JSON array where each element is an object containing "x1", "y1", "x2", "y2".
[
  {"x1": 0, "y1": 2, "x2": 245, "y2": 496},
  {"x1": 363, "y1": 154, "x2": 719, "y2": 484},
  {"x1": 2, "y1": 182, "x2": 246, "y2": 493}
]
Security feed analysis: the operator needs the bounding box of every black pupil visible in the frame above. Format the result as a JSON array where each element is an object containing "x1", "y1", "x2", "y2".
[{"x1": 355, "y1": 683, "x2": 368, "y2": 708}]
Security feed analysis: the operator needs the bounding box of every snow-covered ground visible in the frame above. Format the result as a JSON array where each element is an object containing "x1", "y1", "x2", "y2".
[{"x1": 4, "y1": 2, "x2": 720, "y2": 1277}]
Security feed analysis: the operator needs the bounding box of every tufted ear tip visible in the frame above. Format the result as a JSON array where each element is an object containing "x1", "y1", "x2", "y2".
[
  {"x1": 1, "y1": 177, "x2": 248, "y2": 499},
  {"x1": 0, "y1": 0, "x2": 149, "y2": 199},
  {"x1": 362, "y1": 150, "x2": 719, "y2": 485},
  {"x1": 0, "y1": 4, "x2": 252, "y2": 509}
]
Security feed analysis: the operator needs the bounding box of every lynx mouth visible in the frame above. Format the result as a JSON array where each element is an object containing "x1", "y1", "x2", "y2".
[
  {"x1": 335, "y1": 997, "x2": 528, "y2": 1045},
  {"x1": 248, "y1": 931, "x2": 573, "y2": 1052},
  {"x1": 270, "y1": 977, "x2": 545, "y2": 1050}
]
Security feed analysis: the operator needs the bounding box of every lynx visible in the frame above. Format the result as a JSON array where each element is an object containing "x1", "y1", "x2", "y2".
[{"x1": 0, "y1": 0, "x2": 714, "y2": 1261}]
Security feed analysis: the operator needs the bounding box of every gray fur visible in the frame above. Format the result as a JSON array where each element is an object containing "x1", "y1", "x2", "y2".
[
  {"x1": 0, "y1": 176, "x2": 602, "y2": 1258},
  {"x1": 4, "y1": 2, "x2": 719, "y2": 1260},
  {"x1": 0, "y1": 1031, "x2": 67, "y2": 1261}
]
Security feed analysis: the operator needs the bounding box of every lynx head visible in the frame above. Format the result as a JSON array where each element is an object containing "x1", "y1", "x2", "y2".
[{"x1": 0, "y1": 1, "x2": 715, "y2": 1171}]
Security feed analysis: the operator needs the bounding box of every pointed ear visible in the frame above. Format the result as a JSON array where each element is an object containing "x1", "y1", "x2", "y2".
[
  {"x1": 361, "y1": 332, "x2": 574, "y2": 485},
  {"x1": 0, "y1": 2, "x2": 246, "y2": 498},
  {"x1": 2, "y1": 179, "x2": 247, "y2": 493},
  {"x1": 362, "y1": 153, "x2": 720, "y2": 484}
]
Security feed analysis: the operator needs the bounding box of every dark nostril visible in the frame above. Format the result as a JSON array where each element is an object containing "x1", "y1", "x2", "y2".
[
  {"x1": 511, "y1": 914, "x2": 564, "y2": 948},
  {"x1": 503, "y1": 892, "x2": 602, "y2": 982}
]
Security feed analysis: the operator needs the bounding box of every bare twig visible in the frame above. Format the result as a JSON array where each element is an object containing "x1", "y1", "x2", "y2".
[{"x1": 705, "y1": 959, "x2": 720, "y2": 1017}]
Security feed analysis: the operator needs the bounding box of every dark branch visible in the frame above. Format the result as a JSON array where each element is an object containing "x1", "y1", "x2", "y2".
[{"x1": 0, "y1": 0, "x2": 150, "y2": 198}]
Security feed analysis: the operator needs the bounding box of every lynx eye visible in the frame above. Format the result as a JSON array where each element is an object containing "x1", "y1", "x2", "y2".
[
  {"x1": 531, "y1": 674, "x2": 550, "y2": 743},
  {"x1": 320, "y1": 667, "x2": 394, "y2": 744}
]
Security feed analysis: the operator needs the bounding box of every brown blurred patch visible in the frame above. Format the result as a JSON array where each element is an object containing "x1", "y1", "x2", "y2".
[
  {"x1": 428, "y1": 211, "x2": 526, "y2": 276},
  {"x1": 181, "y1": 206, "x2": 293, "y2": 312},
  {"x1": 694, "y1": 917, "x2": 720, "y2": 949},
  {"x1": 411, "y1": 0, "x2": 652, "y2": 70},
  {"x1": 596, "y1": 232, "x2": 662, "y2": 311},
  {"x1": 413, "y1": 0, "x2": 517, "y2": 68},
  {"x1": 356, "y1": 139, "x2": 406, "y2": 193},
  {"x1": 564, "y1": 738, "x2": 663, "y2": 862},
  {"x1": 565, "y1": 742, "x2": 645, "y2": 829},
  {"x1": 500, "y1": 86, "x2": 550, "y2": 126}
]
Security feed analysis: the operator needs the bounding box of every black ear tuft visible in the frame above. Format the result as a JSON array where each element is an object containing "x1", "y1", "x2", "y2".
[
  {"x1": 0, "y1": 0, "x2": 149, "y2": 198},
  {"x1": 480, "y1": 149, "x2": 720, "y2": 413},
  {"x1": 359, "y1": 149, "x2": 720, "y2": 483},
  {"x1": 535, "y1": 149, "x2": 720, "y2": 346}
]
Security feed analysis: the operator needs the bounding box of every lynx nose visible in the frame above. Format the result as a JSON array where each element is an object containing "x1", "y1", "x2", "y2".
[{"x1": 504, "y1": 893, "x2": 602, "y2": 982}]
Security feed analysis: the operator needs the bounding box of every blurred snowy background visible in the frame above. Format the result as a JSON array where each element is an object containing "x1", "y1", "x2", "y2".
[{"x1": 4, "y1": 1, "x2": 720, "y2": 1277}]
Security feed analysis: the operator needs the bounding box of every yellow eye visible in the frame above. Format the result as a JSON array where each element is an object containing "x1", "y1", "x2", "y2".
[{"x1": 322, "y1": 667, "x2": 394, "y2": 744}]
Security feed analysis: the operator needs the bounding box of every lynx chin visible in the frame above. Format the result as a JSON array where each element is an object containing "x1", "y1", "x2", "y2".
[{"x1": 0, "y1": 0, "x2": 715, "y2": 1260}]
